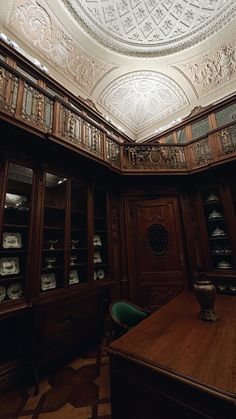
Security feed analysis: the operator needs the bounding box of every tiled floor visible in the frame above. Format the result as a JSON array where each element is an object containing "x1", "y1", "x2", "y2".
[{"x1": 0, "y1": 344, "x2": 111, "y2": 419}]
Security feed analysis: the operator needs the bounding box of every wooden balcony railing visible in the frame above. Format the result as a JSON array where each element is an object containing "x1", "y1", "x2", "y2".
[{"x1": 0, "y1": 58, "x2": 236, "y2": 174}]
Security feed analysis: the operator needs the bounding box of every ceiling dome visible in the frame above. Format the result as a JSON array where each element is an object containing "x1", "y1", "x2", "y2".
[{"x1": 62, "y1": 0, "x2": 236, "y2": 56}]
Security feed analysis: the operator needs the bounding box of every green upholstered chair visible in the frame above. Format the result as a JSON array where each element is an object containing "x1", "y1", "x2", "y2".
[{"x1": 109, "y1": 299, "x2": 149, "y2": 339}]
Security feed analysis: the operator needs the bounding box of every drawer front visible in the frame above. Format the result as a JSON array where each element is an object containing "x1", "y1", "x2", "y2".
[{"x1": 36, "y1": 294, "x2": 99, "y2": 364}]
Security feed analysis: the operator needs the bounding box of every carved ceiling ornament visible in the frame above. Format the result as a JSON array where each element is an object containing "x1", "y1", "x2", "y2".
[
  {"x1": 61, "y1": 0, "x2": 236, "y2": 56},
  {"x1": 176, "y1": 41, "x2": 236, "y2": 95},
  {"x1": 98, "y1": 71, "x2": 188, "y2": 134},
  {"x1": 5, "y1": 0, "x2": 116, "y2": 94}
]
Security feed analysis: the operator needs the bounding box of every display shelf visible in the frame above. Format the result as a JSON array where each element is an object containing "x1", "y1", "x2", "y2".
[
  {"x1": 68, "y1": 179, "x2": 88, "y2": 287},
  {"x1": 0, "y1": 250, "x2": 26, "y2": 254},
  {"x1": 209, "y1": 237, "x2": 229, "y2": 240},
  {"x1": 200, "y1": 185, "x2": 235, "y2": 272},
  {"x1": 3, "y1": 224, "x2": 28, "y2": 229},
  {"x1": 0, "y1": 163, "x2": 33, "y2": 309},
  {"x1": 0, "y1": 275, "x2": 24, "y2": 281},
  {"x1": 43, "y1": 226, "x2": 64, "y2": 230}
]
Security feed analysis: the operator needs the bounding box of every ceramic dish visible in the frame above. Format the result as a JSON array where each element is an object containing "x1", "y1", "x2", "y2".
[
  {"x1": 3, "y1": 232, "x2": 22, "y2": 249},
  {"x1": 217, "y1": 282, "x2": 227, "y2": 291},
  {"x1": 217, "y1": 261, "x2": 232, "y2": 269},
  {"x1": 0, "y1": 257, "x2": 20, "y2": 276},
  {"x1": 0, "y1": 286, "x2": 6, "y2": 302},
  {"x1": 93, "y1": 235, "x2": 102, "y2": 246},
  {"x1": 41, "y1": 273, "x2": 57, "y2": 291},
  {"x1": 7, "y1": 283, "x2": 22, "y2": 299},
  {"x1": 97, "y1": 269, "x2": 105, "y2": 279},
  {"x1": 69, "y1": 270, "x2": 79, "y2": 285},
  {"x1": 208, "y1": 210, "x2": 222, "y2": 220},
  {"x1": 70, "y1": 255, "x2": 78, "y2": 266},
  {"x1": 206, "y1": 193, "x2": 219, "y2": 202},
  {"x1": 228, "y1": 284, "x2": 236, "y2": 292},
  {"x1": 94, "y1": 251, "x2": 102, "y2": 264},
  {"x1": 211, "y1": 227, "x2": 226, "y2": 237}
]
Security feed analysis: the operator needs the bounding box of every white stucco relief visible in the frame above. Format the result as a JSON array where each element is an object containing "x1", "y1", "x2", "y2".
[
  {"x1": 175, "y1": 40, "x2": 236, "y2": 96},
  {"x1": 98, "y1": 71, "x2": 189, "y2": 134},
  {"x1": 61, "y1": 0, "x2": 236, "y2": 56},
  {"x1": 5, "y1": 0, "x2": 116, "y2": 94}
]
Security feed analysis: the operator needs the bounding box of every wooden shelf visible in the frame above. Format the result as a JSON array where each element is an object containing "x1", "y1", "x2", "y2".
[
  {"x1": 3, "y1": 224, "x2": 28, "y2": 229},
  {"x1": 209, "y1": 236, "x2": 228, "y2": 240},
  {"x1": 44, "y1": 205, "x2": 65, "y2": 210},
  {"x1": 0, "y1": 249, "x2": 26, "y2": 253},
  {"x1": 0, "y1": 275, "x2": 24, "y2": 282},
  {"x1": 43, "y1": 226, "x2": 64, "y2": 230},
  {"x1": 42, "y1": 248, "x2": 64, "y2": 252}
]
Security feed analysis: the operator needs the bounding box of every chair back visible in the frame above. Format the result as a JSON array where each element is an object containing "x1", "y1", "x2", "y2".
[{"x1": 110, "y1": 300, "x2": 148, "y2": 338}]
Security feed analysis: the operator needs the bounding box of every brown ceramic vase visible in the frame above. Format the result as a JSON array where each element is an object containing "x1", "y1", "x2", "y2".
[{"x1": 193, "y1": 275, "x2": 219, "y2": 322}]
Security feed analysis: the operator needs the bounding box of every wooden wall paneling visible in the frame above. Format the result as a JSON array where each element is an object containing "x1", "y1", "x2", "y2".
[
  {"x1": 116, "y1": 193, "x2": 129, "y2": 299},
  {"x1": 220, "y1": 181, "x2": 236, "y2": 267},
  {"x1": 194, "y1": 188, "x2": 214, "y2": 272},
  {"x1": 108, "y1": 194, "x2": 121, "y2": 286},
  {"x1": 180, "y1": 189, "x2": 204, "y2": 279},
  {"x1": 123, "y1": 194, "x2": 140, "y2": 302},
  {"x1": 0, "y1": 160, "x2": 8, "y2": 251}
]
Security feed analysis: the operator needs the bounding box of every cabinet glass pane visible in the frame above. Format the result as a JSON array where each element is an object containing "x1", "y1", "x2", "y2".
[
  {"x1": 93, "y1": 189, "x2": 108, "y2": 281},
  {"x1": 69, "y1": 180, "x2": 88, "y2": 285},
  {"x1": 40, "y1": 173, "x2": 67, "y2": 293},
  {"x1": 0, "y1": 163, "x2": 33, "y2": 303},
  {"x1": 176, "y1": 128, "x2": 187, "y2": 143},
  {"x1": 202, "y1": 187, "x2": 234, "y2": 272},
  {"x1": 191, "y1": 118, "x2": 209, "y2": 139},
  {"x1": 165, "y1": 133, "x2": 174, "y2": 144},
  {"x1": 215, "y1": 103, "x2": 236, "y2": 127}
]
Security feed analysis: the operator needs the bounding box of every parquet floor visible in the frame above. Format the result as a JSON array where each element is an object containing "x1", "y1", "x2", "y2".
[{"x1": 0, "y1": 344, "x2": 111, "y2": 419}]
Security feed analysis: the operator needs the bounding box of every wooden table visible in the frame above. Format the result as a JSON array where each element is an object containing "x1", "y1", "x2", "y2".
[{"x1": 107, "y1": 291, "x2": 236, "y2": 419}]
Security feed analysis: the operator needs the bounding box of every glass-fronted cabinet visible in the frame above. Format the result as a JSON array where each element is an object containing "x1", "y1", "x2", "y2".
[
  {"x1": 0, "y1": 163, "x2": 33, "y2": 303},
  {"x1": 69, "y1": 179, "x2": 88, "y2": 286},
  {"x1": 40, "y1": 172, "x2": 67, "y2": 293},
  {"x1": 93, "y1": 188, "x2": 108, "y2": 282},
  {"x1": 200, "y1": 185, "x2": 236, "y2": 294}
]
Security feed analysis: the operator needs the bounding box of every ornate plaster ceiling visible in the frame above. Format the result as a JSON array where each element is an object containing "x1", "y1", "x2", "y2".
[
  {"x1": 0, "y1": 0, "x2": 236, "y2": 142},
  {"x1": 62, "y1": 0, "x2": 236, "y2": 56},
  {"x1": 98, "y1": 71, "x2": 188, "y2": 135}
]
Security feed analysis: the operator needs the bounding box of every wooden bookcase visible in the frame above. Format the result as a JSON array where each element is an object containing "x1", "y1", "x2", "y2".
[{"x1": 0, "y1": 131, "x2": 119, "y2": 391}]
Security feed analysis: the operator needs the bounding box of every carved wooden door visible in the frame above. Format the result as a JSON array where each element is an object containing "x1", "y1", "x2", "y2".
[{"x1": 133, "y1": 197, "x2": 187, "y2": 309}]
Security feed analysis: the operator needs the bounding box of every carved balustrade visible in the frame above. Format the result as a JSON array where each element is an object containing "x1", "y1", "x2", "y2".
[
  {"x1": 0, "y1": 65, "x2": 19, "y2": 115},
  {"x1": 0, "y1": 59, "x2": 236, "y2": 174},
  {"x1": 21, "y1": 81, "x2": 53, "y2": 132},
  {"x1": 216, "y1": 124, "x2": 236, "y2": 155},
  {"x1": 105, "y1": 136, "x2": 121, "y2": 168},
  {"x1": 187, "y1": 136, "x2": 213, "y2": 169},
  {"x1": 122, "y1": 144, "x2": 187, "y2": 171}
]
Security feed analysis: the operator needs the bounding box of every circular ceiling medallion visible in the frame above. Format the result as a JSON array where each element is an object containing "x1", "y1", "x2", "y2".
[{"x1": 62, "y1": 0, "x2": 236, "y2": 56}]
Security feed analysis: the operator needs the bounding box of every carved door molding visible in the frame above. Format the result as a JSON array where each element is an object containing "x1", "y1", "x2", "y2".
[{"x1": 127, "y1": 196, "x2": 187, "y2": 308}]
